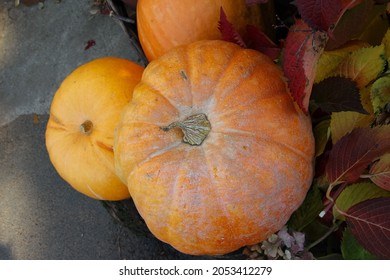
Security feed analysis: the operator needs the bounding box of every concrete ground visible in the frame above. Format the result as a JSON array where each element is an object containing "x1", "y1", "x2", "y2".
[{"x1": 0, "y1": 0, "x2": 206, "y2": 260}]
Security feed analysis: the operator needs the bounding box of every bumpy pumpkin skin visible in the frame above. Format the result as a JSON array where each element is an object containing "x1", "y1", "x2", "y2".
[
  {"x1": 137, "y1": 0, "x2": 263, "y2": 61},
  {"x1": 114, "y1": 41, "x2": 315, "y2": 255},
  {"x1": 46, "y1": 57, "x2": 143, "y2": 201}
]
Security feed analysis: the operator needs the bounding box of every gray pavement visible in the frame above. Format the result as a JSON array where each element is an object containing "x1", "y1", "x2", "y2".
[{"x1": 0, "y1": 0, "x2": 204, "y2": 260}]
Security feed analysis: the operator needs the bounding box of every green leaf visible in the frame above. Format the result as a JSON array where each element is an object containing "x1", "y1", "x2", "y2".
[
  {"x1": 335, "y1": 44, "x2": 386, "y2": 88},
  {"x1": 288, "y1": 186, "x2": 324, "y2": 231},
  {"x1": 330, "y1": 111, "x2": 373, "y2": 144},
  {"x1": 381, "y1": 28, "x2": 390, "y2": 62},
  {"x1": 341, "y1": 228, "x2": 377, "y2": 260},
  {"x1": 334, "y1": 181, "x2": 390, "y2": 220},
  {"x1": 368, "y1": 153, "x2": 390, "y2": 191},
  {"x1": 302, "y1": 219, "x2": 332, "y2": 244},
  {"x1": 313, "y1": 119, "x2": 331, "y2": 157},
  {"x1": 371, "y1": 75, "x2": 390, "y2": 114}
]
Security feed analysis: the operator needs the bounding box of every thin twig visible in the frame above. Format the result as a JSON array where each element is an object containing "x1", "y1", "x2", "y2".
[
  {"x1": 307, "y1": 221, "x2": 342, "y2": 250},
  {"x1": 105, "y1": 0, "x2": 149, "y2": 67},
  {"x1": 109, "y1": 11, "x2": 134, "y2": 24}
]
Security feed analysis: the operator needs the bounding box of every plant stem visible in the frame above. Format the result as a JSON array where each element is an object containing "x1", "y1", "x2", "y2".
[
  {"x1": 161, "y1": 113, "x2": 211, "y2": 146},
  {"x1": 306, "y1": 221, "x2": 342, "y2": 250},
  {"x1": 319, "y1": 182, "x2": 347, "y2": 218},
  {"x1": 80, "y1": 120, "x2": 93, "y2": 135}
]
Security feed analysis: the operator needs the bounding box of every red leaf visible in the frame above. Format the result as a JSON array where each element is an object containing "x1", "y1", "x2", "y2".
[
  {"x1": 344, "y1": 197, "x2": 390, "y2": 259},
  {"x1": 246, "y1": 25, "x2": 281, "y2": 60},
  {"x1": 295, "y1": 0, "x2": 343, "y2": 31},
  {"x1": 326, "y1": 125, "x2": 390, "y2": 184},
  {"x1": 84, "y1": 40, "x2": 96, "y2": 50},
  {"x1": 218, "y1": 7, "x2": 246, "y2": 48},
  {"x1": 282, "y1": 19, "x2": 328, "y2": 114}
]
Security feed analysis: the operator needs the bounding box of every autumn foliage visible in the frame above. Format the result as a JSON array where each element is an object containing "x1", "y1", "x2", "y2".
[
  {"x1": 191, "y1": 0, "x2": 390, "y2": 259},
  {"x1": 106, "y1": 0, "x2": 390, "y2": 259}
]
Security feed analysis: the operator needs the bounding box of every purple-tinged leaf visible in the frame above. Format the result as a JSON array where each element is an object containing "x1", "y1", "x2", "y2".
[
  {"x1": 218, "y1": 7, "x2": 246, "y2": 48},
  {"x1": 344, "y1": 197, "x2": 390, "y2": 259},
  {"x1": 294, "y1": 0, "x2": 343, "y2": 31},
  {"x1": 245, "y1": 25, "x2": 281, "y2": 60},
  {"x1": 326, "y1": 0, "x2": 374, "y2": 50},
  {"x1": 311, "y1": 77, "x2": 368, "y2": 114},
  {"x1": 334, "y1": 182, "x2": 390, "y2": 220},
  {"x1": 369, "y1": 154, "x2": 390, "y2": 191},
  {"x1": 326, "y1": 125, "x2": 390, "y2": 184}
]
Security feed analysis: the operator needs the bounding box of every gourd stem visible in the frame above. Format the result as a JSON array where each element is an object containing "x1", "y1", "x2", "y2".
[
  {"x1": 80, "y1": 120, "x2": 93, "y2": 135},
  {"x1": 161, "y1": 113, "x2": 211, "y2": 146}
]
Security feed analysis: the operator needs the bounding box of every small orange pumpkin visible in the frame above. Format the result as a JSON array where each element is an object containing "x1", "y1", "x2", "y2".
[
  {"x1": 114, "y1": 40, "x2": 315, "y2": 255},
  {"x1": 136, "y1": 0, "x2": 264, "y2": 61},
  {"x1": 46, "y1": 57, "x2": 143, "y2": 201}
]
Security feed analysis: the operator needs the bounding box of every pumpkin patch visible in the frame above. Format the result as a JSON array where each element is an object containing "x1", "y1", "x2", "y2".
[
  {"x1": 45, "y1": 57, "x2": 144, "y2": 201},
  {"x1": 114, "y1": 40, "x2": 315, "y2": 255}
]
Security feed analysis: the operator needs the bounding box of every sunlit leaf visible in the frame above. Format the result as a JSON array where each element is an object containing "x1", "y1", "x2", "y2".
[
  {"x1": 369, "y1": 153, "x2": 390, "y2": 191},
  {"x1": 330, "y1": 111, "x2": 373, "y2": 144},
  {"x1": 335, "y1": 44, "x2": 386, "y2": 88},
  {"x1": 345, "y1": 197, "x2": 390, "y2": 259},
  {"x1": 326, "y1": 125, "x2": 390, "y2": 184},
  {"x1": 341, "y1": 228, "x2": 377, "y2": 259},
  {"x1": 315, "y1": 40, "x2": 369, "y2": 83},
  {"x1": 334, "y1": 182, "x2": 390, "y2": 220}
]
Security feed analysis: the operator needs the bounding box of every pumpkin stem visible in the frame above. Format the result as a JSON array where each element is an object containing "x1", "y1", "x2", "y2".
[
  {"x1": 80, "y1": 120, "x2": 93, "y2": 135},
  {"x1": 161, "y1": 113, "x2": 211, "y2": 146}
]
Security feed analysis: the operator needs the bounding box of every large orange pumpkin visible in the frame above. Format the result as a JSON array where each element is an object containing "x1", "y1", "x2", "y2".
[
  {"x1": 114, "y1": 40, "x2": 315, "y2": 255},
  {"x1": 46, "y1": 57, "x2": 143, "y2": 201},
  {"x1": 136, "y1": 0, "x2": 265, "y2": 61}
]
